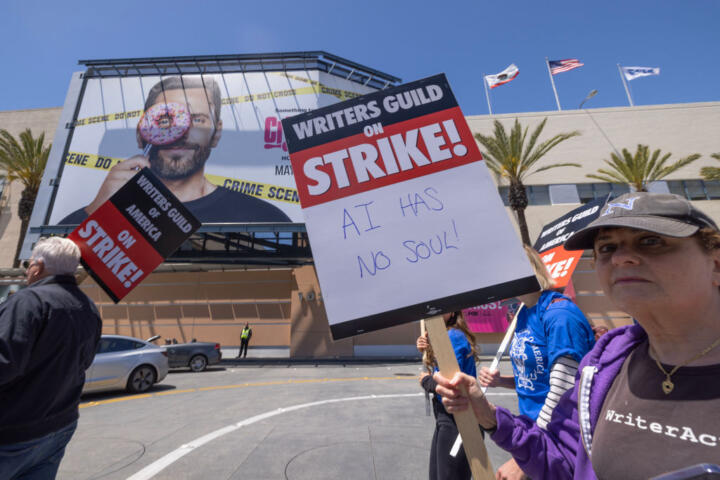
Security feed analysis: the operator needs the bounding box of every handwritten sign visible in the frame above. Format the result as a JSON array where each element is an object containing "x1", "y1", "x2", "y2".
[
  {"x1": 533, "y1": 196, "x2": 608, "y2": 288},
  {"x1": 283, "y1": 74, "x2": 539, "y2": 339},
  {"x1": 68, "y1": 168, "x2": 200, "y2": 302}
]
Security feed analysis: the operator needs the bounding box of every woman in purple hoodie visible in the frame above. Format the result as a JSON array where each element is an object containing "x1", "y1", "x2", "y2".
[{"x1": 433, "y1": 192, "x2": 720, "y2": 479}]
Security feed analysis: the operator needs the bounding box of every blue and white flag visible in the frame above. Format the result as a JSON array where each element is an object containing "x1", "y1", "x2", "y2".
[{"x1": 621, "y1": 66, "x2": 660, "y2": 81}]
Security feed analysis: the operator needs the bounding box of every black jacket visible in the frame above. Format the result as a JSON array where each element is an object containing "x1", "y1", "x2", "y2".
[{"x1": 0, "y1": 275, "x2": 102, "y2": 444}]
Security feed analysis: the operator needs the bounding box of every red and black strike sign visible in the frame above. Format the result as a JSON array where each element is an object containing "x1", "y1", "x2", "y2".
[
  {"x1": 282, "y1": 74, "x2": 478, "y2": 209},
  {"x1": 533, "y1": 195, "x2": 609, "y2": 288},
  {"x1": 68, "y1": 168, "x2": 200, "y2": 302}
]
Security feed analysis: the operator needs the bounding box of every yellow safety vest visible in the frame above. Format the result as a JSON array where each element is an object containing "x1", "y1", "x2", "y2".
[{"x1": 241, "y1": 328, "x2": 250, "y2": 340}]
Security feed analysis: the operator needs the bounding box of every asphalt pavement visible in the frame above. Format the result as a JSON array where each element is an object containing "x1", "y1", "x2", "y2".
[{"x1": 60, "y1": 360, "x2": 519, "y2": 480}]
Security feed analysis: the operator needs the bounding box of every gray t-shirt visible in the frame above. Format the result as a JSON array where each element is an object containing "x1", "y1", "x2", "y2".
[{"x1": 592, "y1": 340, "x2": 720, "y2": 479}]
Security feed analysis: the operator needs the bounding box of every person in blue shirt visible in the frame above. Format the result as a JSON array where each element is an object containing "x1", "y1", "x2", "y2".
[
  {"x1": 417, "y1": 311, "x2": 478, "y2": 480},
  {"x1": 478, "y1": 245, "x2": 595, "y2": 479}
]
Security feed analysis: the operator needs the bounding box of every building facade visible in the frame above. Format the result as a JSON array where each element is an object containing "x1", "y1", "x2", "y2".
[{"x1": 2, "y1": 100, "x2": 718, "y2": 357}]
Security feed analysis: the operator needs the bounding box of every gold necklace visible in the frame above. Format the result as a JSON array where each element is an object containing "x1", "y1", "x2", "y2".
[{"x1": 650, "y1": 336, "x2": 720, "y2": 395}]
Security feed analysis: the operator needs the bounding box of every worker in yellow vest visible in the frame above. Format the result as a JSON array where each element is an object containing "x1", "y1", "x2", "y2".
[{"x1": 238, "y1": 323, "x2": 252, "y2": 358}]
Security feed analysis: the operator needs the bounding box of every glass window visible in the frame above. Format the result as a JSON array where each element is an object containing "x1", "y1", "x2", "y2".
[
  {"x1": 98, "y1": 338, "x2": 143, "y2": 354},
  {"x1": 610, "y1": 184, "x2": 630, "y2": 197},
  {"x1": 527, "y1": 185, "x2": 550, "y2": 205},
  {"x1": 549, "y1": 184, "x2": 579, "y2": 204},
  {"x1": 577, "y1": 184, "x2": 595, "y2": 203},
  {"x1": 705, "y1": 181, "x2": 720, "y2": 199},
  {"x1": 684, "y1": 180, "x2": 707, "y2": 200},
  {"x1": 666, "y1": 180, "x2": 685, "y2": 197},
  {"x1": 497, "y1": 187, "x2": 510, "y2": 206}
]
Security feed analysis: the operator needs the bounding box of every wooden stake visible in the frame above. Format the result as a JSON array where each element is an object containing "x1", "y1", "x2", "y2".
[
  {"x1": 424, "y1": 315, "x2": 494, "y2": 480},
  {"x1": 420, "y1": 319, "x2": 431, "y2": 370}
]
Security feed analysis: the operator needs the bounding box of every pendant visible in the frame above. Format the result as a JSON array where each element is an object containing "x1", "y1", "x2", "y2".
[{"x1": 662, "y1": 378, "x2": 674, "y2": 395}]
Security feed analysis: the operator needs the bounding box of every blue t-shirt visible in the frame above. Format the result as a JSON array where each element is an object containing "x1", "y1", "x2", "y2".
[
  {"x1": 435, "y1": 328, "x2": 476, "y2": 402},
  {"x1": 509, "y1": 290, "x2": 595, "y2": 420}
]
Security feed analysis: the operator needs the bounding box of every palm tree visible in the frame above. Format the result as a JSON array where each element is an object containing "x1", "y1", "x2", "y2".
[
  {"x1": 474, "y1": 118, "x2": 581, "y2": 245},
  {"x1": 0, "y1": 129, "x2": 50, "y2": 267},
  {"x1": 587, "y1": 144, "x2": 700, "y2": 193},
  {"x1": 700, "y1": 153, "x2": 720, "y2": 181}
]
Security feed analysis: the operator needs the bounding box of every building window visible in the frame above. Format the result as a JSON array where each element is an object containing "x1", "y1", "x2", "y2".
[
  {"x1": 496, "y1": 180, "x2": 720, "y2": 206},
  {"x1": 496, "y1": 185, "x2": 551, "y2": 206},
  {"x1": 667, "y1": 180, "x2": 720, "y2": 200},
  {"x1": 576, "y1": 183, "x2": 629, "y2": 203}
]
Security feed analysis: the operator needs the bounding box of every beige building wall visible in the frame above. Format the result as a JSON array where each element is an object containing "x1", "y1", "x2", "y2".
[
  {"x1": 0, "y1": 107, "x2": 62, "y2": 267},
  {"x1": 466, "y1": 102, "x2": 720, "y2": 242}
]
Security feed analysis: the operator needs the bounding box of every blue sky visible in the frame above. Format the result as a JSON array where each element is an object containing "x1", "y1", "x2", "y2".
[{"x1": 1, "y1": 0, "x2": 717, "y2": 115}]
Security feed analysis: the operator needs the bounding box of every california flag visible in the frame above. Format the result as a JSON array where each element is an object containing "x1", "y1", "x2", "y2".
[{"x1": 485, "y1": 64, "x2": 519, "y2": 89}]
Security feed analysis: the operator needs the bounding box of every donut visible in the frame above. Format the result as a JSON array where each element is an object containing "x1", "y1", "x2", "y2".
[{"x1": 138, "y1": 102, "x2": 191, "y2": 145}]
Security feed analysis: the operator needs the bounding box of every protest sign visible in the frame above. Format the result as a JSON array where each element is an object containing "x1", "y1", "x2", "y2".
[
  {"x1": 463, "y1": 302, "x2": 510, "y2": 333},
  {"x1": 282, "y1": 74, "x2": 539, "y2": 340},
  {"x1": 533, "y1": 196, "x2": 608, "y2": 288},
  {"x1": 68, "y1": 168, "x2": 201, "y2": 302}
]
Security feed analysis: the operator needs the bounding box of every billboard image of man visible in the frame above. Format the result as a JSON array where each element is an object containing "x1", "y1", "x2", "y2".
[{"x1": 59, "y1": 76, "x2": 291, "y2": 224}]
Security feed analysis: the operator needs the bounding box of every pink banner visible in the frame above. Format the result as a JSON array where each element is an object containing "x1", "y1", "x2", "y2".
[{"x1": 463, "y1": 301, "x2": 515, "y2": 333}]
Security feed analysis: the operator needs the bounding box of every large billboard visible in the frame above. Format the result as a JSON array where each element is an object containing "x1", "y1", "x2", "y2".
[{"x1": 49, "y1": 70, "x2": 376, "y2": 225}]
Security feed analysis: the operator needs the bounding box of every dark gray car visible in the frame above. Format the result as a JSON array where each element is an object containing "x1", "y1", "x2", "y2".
[{"x1": 148, "y1": 337, "x2": 222, "y2": 372}]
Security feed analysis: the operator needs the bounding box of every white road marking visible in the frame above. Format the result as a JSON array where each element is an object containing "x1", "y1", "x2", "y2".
[{"x1": 126, "y1": 391, "x2": 515, "y2": 479}]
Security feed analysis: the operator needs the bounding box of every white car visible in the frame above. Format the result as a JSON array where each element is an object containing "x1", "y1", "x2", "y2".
[{"x1": 83, "y1": 335, "x2": 169, "y2": 394}]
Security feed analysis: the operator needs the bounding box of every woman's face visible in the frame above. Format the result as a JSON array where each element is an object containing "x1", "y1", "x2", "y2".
[{"x1": 593, "y1": 227, "x2": 720, "y2": 317}]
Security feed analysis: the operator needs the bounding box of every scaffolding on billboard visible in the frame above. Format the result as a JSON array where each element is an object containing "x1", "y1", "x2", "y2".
[
  {"x1": 26, "y1": 52, "x2": 401, "y2": 266},
  {"x1": 77, "y1": 51, "x2": 401, "y2": 90}
]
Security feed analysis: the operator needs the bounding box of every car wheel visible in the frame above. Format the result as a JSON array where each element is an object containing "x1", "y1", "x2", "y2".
[
  {"x1": 189, "y1": 354, "x2": 208, "y2": 372},
  {"x1": 127, "y1": 365, "x2": 156, "y2": 393}
]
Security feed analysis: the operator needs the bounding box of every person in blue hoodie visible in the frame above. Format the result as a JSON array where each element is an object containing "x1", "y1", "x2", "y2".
[
  {"x1": 478, "y1": 246, "x2": 595, "y2": 479},
  {"x1": 417, "y1": 311, "x2": 478, "y2": 480},
  {"x1": 433, "y1": 193, "x2": 720, "y2": 479}
]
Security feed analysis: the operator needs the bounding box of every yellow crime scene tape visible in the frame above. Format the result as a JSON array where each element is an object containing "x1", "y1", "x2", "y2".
[
  {"x1": 63, "y1": 152, "x2": 300, "y2": 205},
  {"x1": 73, "y1": 78, "x2": 361, "y2": 127}
]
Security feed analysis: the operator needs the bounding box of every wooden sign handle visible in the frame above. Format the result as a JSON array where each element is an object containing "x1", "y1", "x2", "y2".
[
  {"x1": 420, "y1": 319, "x2": 431, "y2": 371},
  {"x1": 424, "y1": 315, "x2": 494, "y2": 480}
]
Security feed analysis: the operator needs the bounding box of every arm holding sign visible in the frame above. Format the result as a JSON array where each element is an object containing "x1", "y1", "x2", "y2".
[
  {"x1": 478, "y1": 366, "x2": 515, "y2": 389},
  {"x1": 85, "y1": 156, "x2": 151, "y2": 216},
  {"x1": 433, "y1": 370, "x2": 580, "y2": 480}
]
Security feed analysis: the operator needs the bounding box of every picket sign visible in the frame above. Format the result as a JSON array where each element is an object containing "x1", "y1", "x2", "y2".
[
  {"x1": 424, "y1": 315, "x2": 494, "y2": 480},
  {"x1": 450, "y1": 303, "x2": 525, "y2": 458}
]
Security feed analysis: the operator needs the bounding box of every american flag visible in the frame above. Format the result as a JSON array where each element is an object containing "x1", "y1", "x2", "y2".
[{"x1": 549, "y1": 58, "x2": 584, "y2": 75}]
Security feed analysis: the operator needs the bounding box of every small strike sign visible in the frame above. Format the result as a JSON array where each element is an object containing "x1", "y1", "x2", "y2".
[{"x1": 68, "y1": 168, "x2": 200, "y2": 302}]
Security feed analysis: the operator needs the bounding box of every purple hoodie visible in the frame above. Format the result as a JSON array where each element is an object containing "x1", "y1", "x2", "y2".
[{"x1": 490, "y1": 324, "x2": 647, "y2": 479}]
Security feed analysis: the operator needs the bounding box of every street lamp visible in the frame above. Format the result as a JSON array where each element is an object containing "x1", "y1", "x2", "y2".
[{"x1": 579, "y1": 89, "x2": 598, "y2": 109}]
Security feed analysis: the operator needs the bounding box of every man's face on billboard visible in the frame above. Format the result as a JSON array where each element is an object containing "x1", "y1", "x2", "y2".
[{"x1": 140, "y1": 87, "x2": 222, "y2": 180}]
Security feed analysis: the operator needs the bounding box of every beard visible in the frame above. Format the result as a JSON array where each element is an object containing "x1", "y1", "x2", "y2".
[{"x1": 149, "y1": 144, "x2": 211, "y2": 181}]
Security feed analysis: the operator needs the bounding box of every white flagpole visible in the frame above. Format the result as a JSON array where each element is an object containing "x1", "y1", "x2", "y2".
[
  {"x1": 545, "y1": 57, "x2": 561, "y2": 111},
  {"x1": 483, "y1": 75, "x2": 493, "y2": 115},
  {"x1": 618, "y1": 64, "x2": 634, "y2": 107}
]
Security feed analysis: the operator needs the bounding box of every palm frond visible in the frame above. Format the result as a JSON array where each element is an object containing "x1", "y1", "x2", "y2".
[
  {"x1": 701, "y1": 166, "x2": 720, "y2": 181},
  {"x1": 531, "y1": 162, "x2": 581, "y2": 175}
]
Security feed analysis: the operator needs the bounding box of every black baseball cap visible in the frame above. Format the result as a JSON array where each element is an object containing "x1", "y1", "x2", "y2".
[{"x1": 564, "y1": 192, "x2": 718, "y2": 251}]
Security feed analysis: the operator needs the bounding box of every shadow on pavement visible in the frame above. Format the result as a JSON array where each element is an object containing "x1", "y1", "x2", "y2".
[{"x1": 81, "y1": 383, "x2": 176, "y2": 402}]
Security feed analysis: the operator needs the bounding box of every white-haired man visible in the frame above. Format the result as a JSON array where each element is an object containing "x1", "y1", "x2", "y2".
[{"x1": 0, "y1": 237, "x2": 101, "y2": 479}]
